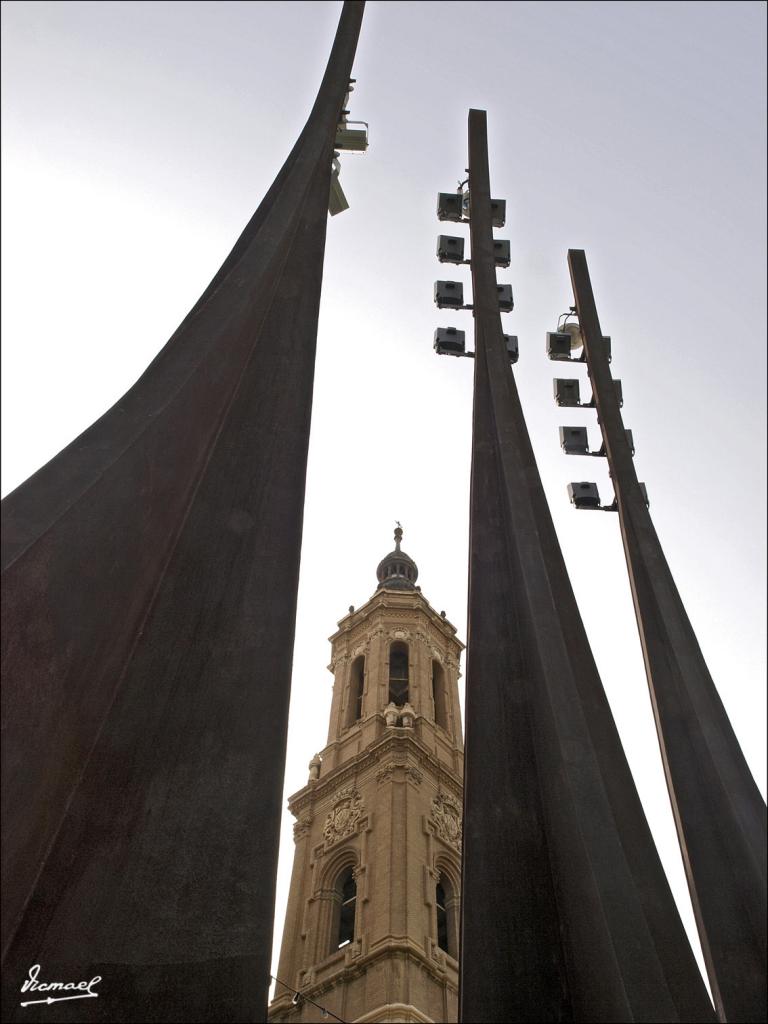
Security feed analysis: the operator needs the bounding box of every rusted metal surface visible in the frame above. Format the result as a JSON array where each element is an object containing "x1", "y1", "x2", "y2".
[
  {"x1": 460, "y1": 110, "x2": 713, "y2": 1023},
  {"x1": 0, "y1": 4, "x2": 364, "y2": 1020},
  {"x1": 568, "y1": 248, "x2": 767, "y2": 1024}
]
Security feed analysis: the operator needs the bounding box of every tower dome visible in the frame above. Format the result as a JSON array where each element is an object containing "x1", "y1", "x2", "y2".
[{"x1": 376, "y1": 524, "x2": 418, "y2": 591}]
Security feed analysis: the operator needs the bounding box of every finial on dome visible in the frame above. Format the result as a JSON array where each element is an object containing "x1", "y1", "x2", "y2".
[{"x1": 376, "y1": 523, "x2": 418, "y2": 591}]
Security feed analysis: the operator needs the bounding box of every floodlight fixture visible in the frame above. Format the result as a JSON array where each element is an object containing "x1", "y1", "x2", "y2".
[
  {"x1": 489, "y1": 197, "x2": 506, "y2": 227},
  {"x1": 334, "y1": 122, "x2": 369, "y2": 152},
  {"x1": 493, "y1": 239, "x2": 511, "y2": 267},
  {"x1": 503, "y1": 334, "x2": 519, "y2": 363},
  {"x1": 560, "y1": 426, "x2": 590, "y2": 455},
  {"x1": 437, "y1": 235, "x2": 465, "y2": 263},
  {"x1": 497, "y1": 284, "x2": 513, "y2": 311},
  {"x1": 567, "y1": 481, "x2": 602, "y2": 509},
  {"x1": 554, "y1": 378, "x2": 581, "y2": 407},
  {"x1": 437, "y1": 192, "x2": 463, "y2": 222},
  {"x1": 547, "y1": 332, "x2": 574, "y2": 361},
  {"x1": 434, "y1": 280, "x2": 464, "y2": 309},
  {"x1": 434, "y1": 327, "x2": 466, "y2": 356}
]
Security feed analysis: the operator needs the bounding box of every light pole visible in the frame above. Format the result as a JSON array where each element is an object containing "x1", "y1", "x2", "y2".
[
  {"x1": 435, "y1": 110, "x2": 712, "y2": 1023},
  {"x1": 559, "y1": 248, "x2": 767, "y2": 1023}
]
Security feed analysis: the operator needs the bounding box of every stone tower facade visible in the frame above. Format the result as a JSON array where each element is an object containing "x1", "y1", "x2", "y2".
[{"x1": 269, "y1": 530, "x2": 464, "y2": 1024}]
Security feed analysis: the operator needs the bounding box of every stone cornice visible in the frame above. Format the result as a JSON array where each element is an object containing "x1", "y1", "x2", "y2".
[
  {"x1": 288, "y1": 726, "x2": 463, "y2": 817},
  {"x1": 291, "y1": 937, "x2": 458, "y2": 1005},
  {"x1": 328, "y1": 588, "x2": 464, "y2": 650}
]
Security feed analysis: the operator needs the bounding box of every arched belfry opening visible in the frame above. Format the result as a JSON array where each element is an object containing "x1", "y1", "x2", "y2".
[
  {"x1": 346, "y1": 655, "x2": 365, "y2": 727},
  {"x1": 332, "y1": 866, "x2": 357, "y2": 952},
  {"x1": 389, "y1": 642, "x2": 409, "y2": 706},
  {"x1": 436, "y1": 880, "x2": 449, "y2": 953},
  {"x1": 432, "y1": 659, "x2": 448, "y2": 730},
  {"x1": 435, "y1": 870, "x2": 459, "y2": 960}
]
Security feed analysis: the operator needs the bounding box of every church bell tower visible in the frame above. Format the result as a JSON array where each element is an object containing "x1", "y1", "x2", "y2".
[{"x1": 269, "y1": 528, "x2": 464, "y2": 1024}]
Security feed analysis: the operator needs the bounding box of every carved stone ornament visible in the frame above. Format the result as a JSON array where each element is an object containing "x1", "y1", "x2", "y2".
[
  {"x1": 383, "y1": 702, "x2": 400, "y2": 727},
  {"x1": 400, "y1": 702, "x2": 416, "y2": 728},
  {"x1": 376, "y1": 763, "x2": 395, "y2": 784},
  {"x1": 293, "y1": 816, "x2": 312, "y2": 840},
  {"x1": 431, "y1": 792, "x2": 463, "y2": 850},
  {"x1": 330, "y1": 653, "x2": 348, "y2": 674},
  {"x1": 323, "y1": 787, "x2": 364, "y2": 847}
]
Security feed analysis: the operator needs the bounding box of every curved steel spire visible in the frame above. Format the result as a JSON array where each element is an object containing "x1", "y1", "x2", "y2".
[{"x1": 1, "y1": 4, "x2": 365, "y2": 1020}]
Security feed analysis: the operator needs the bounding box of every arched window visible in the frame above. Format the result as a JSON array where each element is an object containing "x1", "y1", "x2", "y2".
[
  {"x1": 435, "y1": 874, "x2": 458, "y2": 959},
  {"x1": 432, "y1": 660, "x2": 447, "y2": 730},
  {"x1": 389, "y1": 642, "x2": 409, "y2": 706},
  {"x1": 333, "y1": 867, "x2": 357, "y2": 950},
  {"x1": 436, "y1": 881, "x2": 449, "y2": 953},
  {"x1": 346, "y1": 656, "x2": 365, "y2": 727}
]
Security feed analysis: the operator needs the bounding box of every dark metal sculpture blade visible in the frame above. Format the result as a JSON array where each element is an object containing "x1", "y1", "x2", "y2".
[
  {"x1": 568, "y1": 247, "x2": 767, "y2": 1024},
  {"x1": 459, "y1": 110, "x2": 714, "y2": 1023},
  {"x1": 0, "y1": 4, "x2": 364, "y2": 1020}
]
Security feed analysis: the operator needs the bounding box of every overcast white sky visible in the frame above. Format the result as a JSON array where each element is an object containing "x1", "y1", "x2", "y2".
[{"x1": 2, "y1": 0, "x2": 766, "y2": 1000}]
